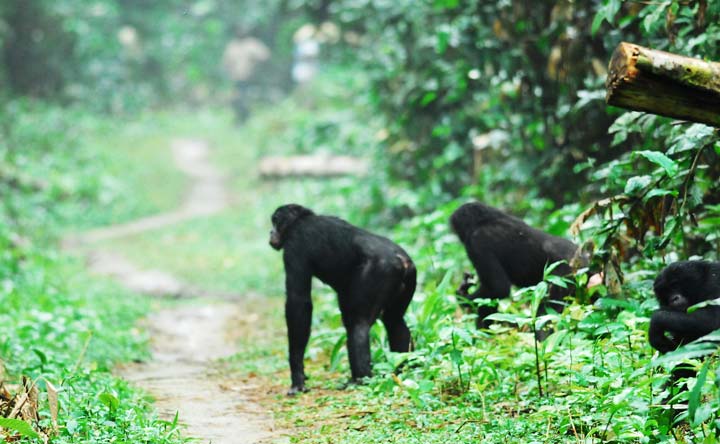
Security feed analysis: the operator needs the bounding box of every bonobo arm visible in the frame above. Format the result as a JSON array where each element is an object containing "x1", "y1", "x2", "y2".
[
  {"x1": 466, "y1": 240, "x2": 511, "y2": 301},
  {"x1": 284, "y1": 257, "x2": 313, "y2": 395},
  {"x1": 465, "y1": 237, "x2": 511, "y2": 327},
  {"x1": 649, "y1": 308, "x2": 720, "y2": 353}
]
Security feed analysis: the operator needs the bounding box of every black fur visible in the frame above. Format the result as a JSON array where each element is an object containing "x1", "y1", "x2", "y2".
[
  {"x1": 269, "y1": 204, "x2": 416, "y2": 395},
  {"x1": 649, "y1": 260, "x2": 720, "y2": 354},
  {"x1": 450, "y1": 202, "x2": 581, "y2": 335}
]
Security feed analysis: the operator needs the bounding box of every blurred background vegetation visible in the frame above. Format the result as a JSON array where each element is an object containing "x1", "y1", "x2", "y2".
[{"x1": 1, "y1": 0, "x2": 720, "y2": 442}]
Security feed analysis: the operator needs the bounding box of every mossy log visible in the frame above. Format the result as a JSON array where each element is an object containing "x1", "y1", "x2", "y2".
[{"x1": 606, "y1": 42, "x2": 720, "y2": 127}]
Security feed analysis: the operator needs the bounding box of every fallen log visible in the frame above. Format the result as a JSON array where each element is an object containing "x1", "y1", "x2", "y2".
[
  {"x1": 259, "y1": 154, "x2": 368, "y2": 178},
  {"x1": 606, "y1": 42, "x2": 720, "y2": 127}
]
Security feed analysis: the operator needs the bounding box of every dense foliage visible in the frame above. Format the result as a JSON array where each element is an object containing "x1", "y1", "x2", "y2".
[{"x1": 320, "y1": 1, "x2": 719, "y2": 214}]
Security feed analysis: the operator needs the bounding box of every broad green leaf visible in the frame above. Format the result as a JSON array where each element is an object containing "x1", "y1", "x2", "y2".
[
  {"x1": 98, "y1": 392, "x2": 120, "y2": 411},
  {"x1": 33, "y1": 348, "x2": 47, "y2": 365},
  {"x1": 0, "y1": 417, "x2": 39, "y2": 439},
  {"x1": 635, "y1": 150, "x2": 678, "y2": 176},
  {"x1": 452, "y1": 327, "x2": 473, "y2": 345},
  {"x1": 624, "y1": 175, "x2": 652, "y2": 195},
  {"x1": 653, "y1": 343, "x2": 716, "y2": 366},
  {"x1": 420, "y1": 91, "x2": 437, "y2": 106},
  {"x1": 486, "y1": 313, "x2": 530, "y2": 326},
  {"x1": 592, "y1": 0, "x2": 621, "y2": 34},
  {"x1": 436, "y1": 31, "x2": 449, "y2": 54},
  {"x1": 646, "y1": 188, "x2": 675, "y2": 199},
  {"x1": 449, "y1": 348, "x2": 463, "y2": 365},
  {"x1": 591, "y1": 12, "x2": 605, "y2": 35},
  {"x1": 688, "y1": 360, "x2": 709, "y2": 425},
  {"x1": 546, "y1": 275, "x2": 568, "y2": 288}
]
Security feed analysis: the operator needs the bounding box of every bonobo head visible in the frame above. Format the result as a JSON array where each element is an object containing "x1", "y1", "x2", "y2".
[
  {"x1": 269, "y1": 204, "x2": 314, "y2": 250},
  {"x1": 654, "y1": 260, "x2": 719, "y2": 312},
  {"x1": 449, "y1": 202, "x2": 495, "y2": 243}
]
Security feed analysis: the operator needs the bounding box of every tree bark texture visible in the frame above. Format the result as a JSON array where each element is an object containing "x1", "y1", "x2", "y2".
[{"x1": 606, "y1": 42, "x2": 720, "y2": 127}]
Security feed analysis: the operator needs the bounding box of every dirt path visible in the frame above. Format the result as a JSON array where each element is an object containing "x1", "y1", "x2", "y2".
[{"x1": 66, "y1": 139, "x2": 281, "y2": 444}]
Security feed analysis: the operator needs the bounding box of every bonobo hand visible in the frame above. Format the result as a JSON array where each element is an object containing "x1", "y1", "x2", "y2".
[{"x1": 456, "y1": 271, "x2": 476, "y2": 297}]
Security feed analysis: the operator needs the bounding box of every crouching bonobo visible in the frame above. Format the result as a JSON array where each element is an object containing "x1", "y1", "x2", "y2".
[
  {"x1": 450, "y1": 202, "x2": 587, "y2": 339},
  {"x1": 269, "y1": 204, "x2": 416, "y2": 395},
  {"x1": 649, "y1": 260, "x2": 720, "y2": 354}
]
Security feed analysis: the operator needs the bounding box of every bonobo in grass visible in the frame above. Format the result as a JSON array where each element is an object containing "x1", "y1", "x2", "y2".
[
  {"x1": 649, "y1": 260, "x2": 720, "y2": 354},
  {"x1": 269, "y1": 204, "x2": 416, "y2": 396},
  {"x1": 450, "y1": 202, "x2": 585, "y2": 337}
]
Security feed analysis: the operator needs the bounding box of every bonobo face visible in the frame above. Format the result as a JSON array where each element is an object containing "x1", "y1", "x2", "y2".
[
  {"x1": 653, "y1": 262, "x2": 704, "y2": 312},
  {"x1": 269, "y1": 226, "x2": 283, "y2": 250},
  {"x1": 269, "y1": 209, "x2": 286, "y2": 250}
]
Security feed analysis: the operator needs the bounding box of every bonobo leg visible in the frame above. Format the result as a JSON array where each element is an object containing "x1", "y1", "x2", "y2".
[
  {"x1": 472, "y1": 264, "x2": 511, "y2": 328},
  {"x1": 382, "y1": 292, "x2": 413, "y2": 352},
  {"x1": 284, "y1": 264, "x2": 313, "y2": 396},
  {"x1": 286, "y1": 295, "x2": 312, "y2": 395},
  {"x1": 345, "y1": 319, "x2": 372, "y2": 380},
  {"x1": 381, "y1": 262, "x2": 415, "y2": 352},
  {"x1": 339, "y1": 284, "x2": 374, "y2": 382},
  {"x1": 341, "y1": 258, "x2": 411, "y2": 381}
]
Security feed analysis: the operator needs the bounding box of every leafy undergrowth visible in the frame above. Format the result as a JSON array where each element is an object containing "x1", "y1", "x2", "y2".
[
  {"x1": 228, "y1": 276, "x2": 649, "y2": 443},
  {"x1": 0, "y1": 237, "x2": 186, "y2": 443}
]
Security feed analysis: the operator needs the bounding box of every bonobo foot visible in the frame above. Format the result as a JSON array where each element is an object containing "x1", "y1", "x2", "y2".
[
  {"x1": 336, "y1": 377, "x2": 368, "y2": 390},
  {"x1": 286, "y1": 385, "x2": 310, "y2": 397}
]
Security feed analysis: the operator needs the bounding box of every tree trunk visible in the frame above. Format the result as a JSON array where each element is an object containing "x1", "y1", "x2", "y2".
[{"x1": 606, "y1": 42, "x2": 720, "y2": 127}]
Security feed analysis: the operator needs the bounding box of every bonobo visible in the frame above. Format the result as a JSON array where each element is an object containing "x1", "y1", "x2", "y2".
[
  {"x1": 649, "y1": 260, "x2": 720, "y2": 354},
  {"x1": 450, "y1": 202, "x2": 584, "y2": 334},
  {"x1": 269, "y1": 204, "x2": 416, "y2": 395}
]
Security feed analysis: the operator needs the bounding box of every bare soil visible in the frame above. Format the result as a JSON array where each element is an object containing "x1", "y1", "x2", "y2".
[{"x1": 66, "y1": 139, "x2": 282, "y2": 444}]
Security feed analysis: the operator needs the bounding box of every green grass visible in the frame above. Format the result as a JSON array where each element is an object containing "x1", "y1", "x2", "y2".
[{"x1": 49, "y1": 113, "x2": 192, "y2": 233}]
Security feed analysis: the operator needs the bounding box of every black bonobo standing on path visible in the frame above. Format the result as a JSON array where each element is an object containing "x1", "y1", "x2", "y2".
[
  {"x1": 450, "y1": 202, "x2": 582, "y2": 336},
  {"x1": 649, "y1": 260, "x2": 720, "y2": 354},
  {"x1": 269, "y1": 204, "x2": 416, "y2": 396}
]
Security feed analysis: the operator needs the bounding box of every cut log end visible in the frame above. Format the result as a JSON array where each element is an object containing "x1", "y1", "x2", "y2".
[
  {"x1": 605, "y1": 42, "x2": 640, "y2": 101},
  {"x1": 605, "y1": 42, "x2": 720, "y2": 127}
]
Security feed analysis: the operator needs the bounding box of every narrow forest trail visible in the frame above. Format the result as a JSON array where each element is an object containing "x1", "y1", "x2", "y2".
[{"x1": 64, "y1": 139, "x2": 282, "y2": 444}]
